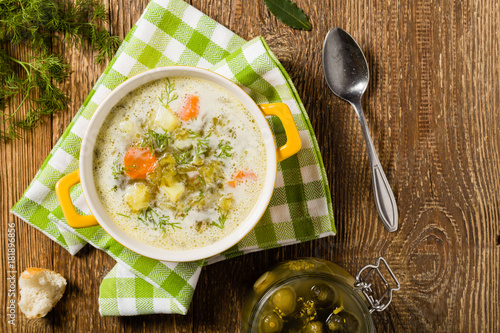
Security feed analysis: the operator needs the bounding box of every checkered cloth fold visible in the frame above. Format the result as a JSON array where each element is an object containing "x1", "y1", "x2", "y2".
[{"x1": 11, "y1": 0, "x2": 335, "y2": 315}]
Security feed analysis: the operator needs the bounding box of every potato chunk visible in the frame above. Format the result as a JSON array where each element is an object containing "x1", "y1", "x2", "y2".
[
  {"x1": 160, "y1": 183, "x2": 185, "y2": 202},
  {"x1": 124, "y1": 183, "x2": 150, "y2": 212},
  {"x1": 155, "y1": 105, "x2": 180, "y2": 132}
]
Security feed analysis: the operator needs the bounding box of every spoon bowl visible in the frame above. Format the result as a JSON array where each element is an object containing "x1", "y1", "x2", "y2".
[
  {"x1": 322, "y1": 28, "x2": 398, "y2": 232},
  {"x1": 322, "y1": 28, "x2": 370, "y2": 103}
]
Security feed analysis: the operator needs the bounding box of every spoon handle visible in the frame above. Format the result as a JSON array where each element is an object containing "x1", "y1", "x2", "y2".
[{"x1": 352, "y1": 100, "x2": 398, "y2": 232}]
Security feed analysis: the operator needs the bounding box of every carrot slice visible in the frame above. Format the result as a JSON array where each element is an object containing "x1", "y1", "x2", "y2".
[
  {"x1": 227, "y1": 170, "x2": 257, "y2": 187},
  {"x1": 178, "y1": 94, "x2": 200, "y2": 121},
  {"x1": 123, "y1": 147, "x2": 156, "y2": 179}
]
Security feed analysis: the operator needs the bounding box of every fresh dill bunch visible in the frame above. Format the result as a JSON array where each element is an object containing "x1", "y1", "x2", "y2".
[
  {"x1": 0, "y1": 0, "x2": 120, "y2": 141},
  {"x1": 0, "y1": 49, "x2": 71, "y2": 140},
  {"x1": 0, "y1": 0, "x2": 120, "y2": 63},
  {"x1": 56, "y1": 0, "x2": 121, "y2": 64},
  {"x1": 0, "y1": 0, "x2": 58, "y2": 49},
  {"x1": 0, "y1": 50, "x2": 18, "y2": 111}
]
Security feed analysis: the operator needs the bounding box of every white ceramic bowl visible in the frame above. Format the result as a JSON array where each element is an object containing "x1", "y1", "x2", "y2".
[{"x1": 56, "y1": 66, "x2": 301, "y2": 262}]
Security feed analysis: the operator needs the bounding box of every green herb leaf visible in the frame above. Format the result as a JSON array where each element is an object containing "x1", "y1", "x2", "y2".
[
  {"x1": 138, "y1": 206, "x2": 180, "y2": 233},
  {"x1": 187, "y1": 130, "x2": 201, "y2": 138},
  {"x1": 111, "y1": 160, "x2": 124, "y2": 179},
  {"x1": 0, "y1": 0, "x2": 120, "y2": 62},
  {"x1": 111, "y1": 159, "x2": 135, "y2": 179},
  {"x1": 0, "y1": 0, "x2": 120, "y2": 141},
  {"x1": 263, "y1": 0, "x2": 311, "y2": 30},
  {"x1": 197, "y1": 133, "x2": 211, "y2": 147},
  {"x1": 211, "y1": 212, "x2": 228, "y2": 229},
  {"x1": 158, "y1": 78, "x2": 178, "y2": 107},
  {"x1": 195, "y1": 176, "x2": 206, "y2": 188},
  {"x1": 141, "y1": 130, "x2": 171, "y2": 152},
  {"x1": 181, "y1": 207, "x2": 191, "y2": 220},
  {"x1": 174, "y1": 149, "x2": 193, "y2": 165},
  {"x1": 0, "y1": 50, "x2": 71, "y2": 140},
  {"x1": 194, "y1": 133, "x2": 211, "y2": 158},
  {"x1": 217, "y1": 141, "x2": 233, "y2": 158}
]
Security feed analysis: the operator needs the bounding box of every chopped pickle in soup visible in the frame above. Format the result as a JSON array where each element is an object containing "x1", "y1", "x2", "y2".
[{"x1": 93, "y1": 77, "x2": 266, "y2": 250}]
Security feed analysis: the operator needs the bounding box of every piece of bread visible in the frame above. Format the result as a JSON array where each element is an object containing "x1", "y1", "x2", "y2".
[{"x1": 18, "y1": 268, "x2": 67, "y2": 318}]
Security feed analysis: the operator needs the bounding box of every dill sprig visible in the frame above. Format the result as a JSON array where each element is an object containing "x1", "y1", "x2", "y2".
[
  {"x1": 158, "y1": 78, "x2": 178, "y2": 107},
  {"x1": 174, "y1": 149, "x2": 193, "y2": 165},
  {"x1": 138, "y1": 206, "x2": 181, "y2": 233},
  {"x1": 111, "y1": 159, "x2": 135, "y2": 179},
  {"x1": 187, "y1": 130, "x2": 201, "y2": 138},
  {"x1": 194, "y1": 133, "x2": 211, "y2": 157},
  {"x1": 181, "y1": 207, "x2": 191, "y2": 220},
  {"x1": 141, "y1": 130, "x2": 171, "y2": 153},
  {"x1": 196, "y1": 190, "x2": 205, "y2": 203},
  {"x1": 211, "y1": 212, "x2": 228, "y2": 229},
  {"x1": 197, "y1": 133, "x2": 211, "y2": 148},
  {"x1": 195, "y1": 176, "x2": 206, "y2": 187},
  {"x1": 0, "y1": 0, "x2": 120, "y2": 141},
  {"x1": 217, "y1": 141, "x2": 233, "y2": 158}
]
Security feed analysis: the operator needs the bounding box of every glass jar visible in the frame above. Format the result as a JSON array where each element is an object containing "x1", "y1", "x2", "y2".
[{"x1": 241, "y1": 257, "x2": 399, "y2": 333}]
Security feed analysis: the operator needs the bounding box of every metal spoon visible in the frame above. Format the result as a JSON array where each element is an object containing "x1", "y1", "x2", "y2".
[{"x1": 322, "y1": 27, "x2": 398, "y2": 232}]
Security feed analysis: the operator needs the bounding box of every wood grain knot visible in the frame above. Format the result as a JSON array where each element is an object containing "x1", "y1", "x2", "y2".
[{"x1": 408, "y1": 232, "x2": 448, "y2": 287}]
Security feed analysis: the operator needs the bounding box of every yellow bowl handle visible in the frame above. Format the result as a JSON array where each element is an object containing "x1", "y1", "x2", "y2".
[
  {"x1": 259, "y1": 103, "x2": 302, "y2": 163},
  {"x1": 55, "y1": 170, "x2": 98, "y2": 228}
]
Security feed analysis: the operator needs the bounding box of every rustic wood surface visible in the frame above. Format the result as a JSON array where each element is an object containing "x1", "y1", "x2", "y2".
[{"x1": 1, "y1": 0, "x2": 499, "y2": 331}]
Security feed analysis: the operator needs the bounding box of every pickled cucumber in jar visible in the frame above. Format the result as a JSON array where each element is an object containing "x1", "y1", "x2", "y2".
[
  {"x1": 259, "y1": 312, "x2": 284, "y2": 333},
  {"x1": 271, "y1": 287, "x2": 296, "y2": 316},
  {"x1": 256, "y1": 277, "x2": 363, "y2": 333}
]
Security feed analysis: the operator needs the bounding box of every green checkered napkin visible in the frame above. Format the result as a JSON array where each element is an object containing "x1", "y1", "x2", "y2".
[{"x1": 11, "y1": 0, "x2": 335, "y2": 315}]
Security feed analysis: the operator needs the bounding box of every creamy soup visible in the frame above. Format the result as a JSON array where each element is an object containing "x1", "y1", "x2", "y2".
[{"x1": 93, "y1": 77, "x2": 266, "y2": 250}]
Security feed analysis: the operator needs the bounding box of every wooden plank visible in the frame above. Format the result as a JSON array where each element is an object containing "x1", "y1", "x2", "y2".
[{"x1": 0, "y1": 0, "x2": 498, "y2": 331}]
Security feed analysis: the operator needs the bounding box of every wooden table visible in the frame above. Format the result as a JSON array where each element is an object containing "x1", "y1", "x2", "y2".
[{"x1": 1, "y1": 0, "x2": 499, "y2": 331}]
